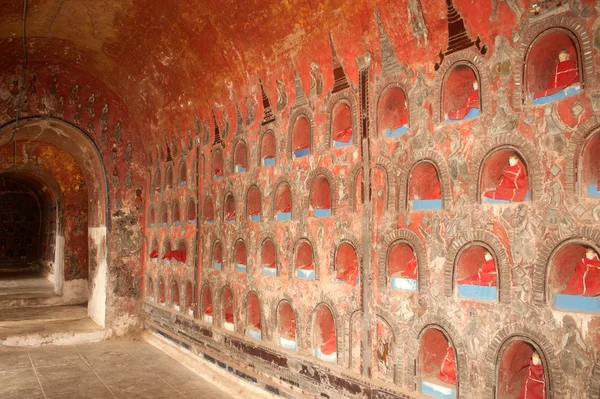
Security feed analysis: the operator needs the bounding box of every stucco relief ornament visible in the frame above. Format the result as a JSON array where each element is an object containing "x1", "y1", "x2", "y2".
[
  {"x1": 86, "y1": 93, "x2": 96, "y2": 115},
  {"x1": 99, "y1": 125, "x2": 108, "y2": 150},
  {"x1": 309, "y1": 62, "x2": 323, "y2": 100},
  {"x1": 538, "y1": 105, "x2": 567, "y2": 155},
  {"x1": 448, "y1": 130, "x2": 468, "y2": 181},
  {"x1": 490, "y1": 88, "x2": 518, "y2": 135},
  {"x1": 100, "y1": 104, "x2": 109, "y2": 125},
  {"x1": 221, "y1": 111, "x2": 230, "y2": 139},
  {"x1": 489, "y1": 35, "x2": 517, "y2": 81},
  {"x1": 593, "y1": 4, "x2": 600, "y2": 51},
  {"x1": 125, "y1": 169, "x2": 133, "y2": 189},
  {"x1": 489, "y1": 0, "x2": 523, "y2": 22},
  {"x1": 73, "y1": 104, "x2": 82, "y2": 124},
  {"x1": 124, "y1": 142, "x2": 133, "y2": 164},
  {"x1": 420, "y1": 214, "x2": 446, "y2": 259},
  {"x1": 407, "y1": 0, "x2": 429, "y2": 47},
  {"x1": 245, "y1": 96, "x2": 256, "y2": 126},
  {"x1": 203, "y1": 121, "x2": 210, "y2": 145},
  {"x1": 499, "y1": 204, "x2": 536, "y2": 266},
  {"x1": 276, "y1": 79, "x2": 287, "y2": 113},
  {"x1": 559, "y1": 315, "x2": 590, "y2": 371},
  {"x1": 113, "y1": 121, "x2": 122, "y2": 143},
  {"x1": 69, "y1": 84, "x2": 79, "y2": 106},
  {"x1": 86, "y1": 117, "x2": 95, "y2": 133}
]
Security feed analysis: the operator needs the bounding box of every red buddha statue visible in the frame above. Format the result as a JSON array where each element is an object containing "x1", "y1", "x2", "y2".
[
  {"x1": 225, "y1": 209, "x2": 236, "y2": 221},
  {"x1": 320, "y1": 331, "x2": 337, "y2": 355},
  {"x1": 447, "y1": 81, "x2": 479, "y2": 121},
  {"x1": 484, "y1": 154, "x2": 529, "y2": 202},
  {"x1": 534, "y1": 49, "x2": 580, "y2": 100},
  {"x1": 458, "y1": 251, "x2": 497, "y2": 286},
  {"x1": 400, "y1": 255, "x2": 418, "y2": 279},
  {"x1": 561, "y1": 248, "x2": 600, "y2": 296},
  {"x1": 288, "y1": 319, "x2": 296, "y2": 339},
  {"x1": 149, "y1": 249, "x2": 158, "y2": 259},
  {"x1": 516, "y1": 352, "x2": 546, "y2": 399},
  {"x1": 336, "y1": 259, "x2": 359, "y2": 286},
  {"x1": 214, "y1": 167, "x2": 223, "y2": 177},
  {"x1": 437, "y1": 345, "x2": 456, "y2": 384},
  {"x1": 205, "y1": 304, "x2": 213, "y2": 315},
  {"x1": 333, "y1": 125, "x2": 353, "y2": 143}
]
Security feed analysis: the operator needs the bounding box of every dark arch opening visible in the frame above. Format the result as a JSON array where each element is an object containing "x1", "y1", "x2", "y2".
[
  {"x1": 313, "y1": 304, "x2": 337, "y2": 364},
  {"x1": 234, "y1": 141, "x2": 248, "y2": 173},
  {"x1": 292, "y1": 116, "x2": 311, "y2": 158},
  {"x1": 261, "y1": 239, "x2": 277, "y2": 276},
  {"x1": 295, "y1": 240, "x2": 315, "y2": 279},
  {"x1": 246, "y1": 292, "x2": 261, "y2": 339},
  {"x1": 331, "y1": 102, "x2": 353, "y2": 147},
  {"x1": 261, "y1": 130, "x2": 276, "y2": 166},
  {"x1": 443, "y1": 63, "x2": 480, "y2": 123}
]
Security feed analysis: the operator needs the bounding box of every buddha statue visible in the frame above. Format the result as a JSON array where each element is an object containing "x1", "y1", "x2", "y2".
[
  {"x1": 386, "y1": 100, "x2": 409, "y2": 137},
  {"x1": 335, "y1": 258, "x2": 359, "y2": 286},
  {"x1": 400, "y1": 254, "x2": 418, "y2": 280},
  {"x1": 533, "y1": 49, "x2": 580, "y2": 103},
  {"x1": 516, "y1": 352, "x2": 545, "y2": 399},
  {"x1": 458, "y1": 251, "x2": 497, "y2": 286},
  {"x1": 333, "y1": 123, "x2": 352, "y2": 144},
  {"x1": 437, "y1": 345, "x2": 456, "y2": 384},
  {"x1": 561, "y1": 248, "x2": 600, "y2": 296},
  {"x1": 447, "y1": 80, "x2": 480, "y2": 121},
  {"x1": 483, "y1": 153, "x2": 529, "y2": 202},
  {"x1": 224, "y1": 208, "x2": 236, "y2": 222},
  {"x1": 320, "y1": 330, "x2": 337, "y2": 356}
]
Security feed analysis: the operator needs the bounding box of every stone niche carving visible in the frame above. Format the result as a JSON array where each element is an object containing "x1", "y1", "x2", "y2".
[
  {"x1": 234, "y1": 239, "x2": 247, "y2": 274},
  {"x1": 309, "y1": 175, "x2": 332, "y2": 218},
  {"x1": 294, "y1": 239, "x2": 315, "y2": 280},
  {"x1": 204, "y1": 197, "x2": 214, "y2": 224},
  {"x1": 185, "y1": 280, "x2": 194, "y2": 316},
  {"x1": 387, "y1": 241, "x2": 418, "y2": 292},
  {"x1": 276, "y1": 300, "x2": 297, "y2": 350},
  {"x1": 201, "y1": 285, "x2": 213, "y2": 323},
  {"x1": 259, "y1": 129, "x2": 276, "y2": 167},
  {"x1": 333, "y1": 241, "x2": 359, "y2": 286},
  {"x1": 408, "y1": 161, "x2": 443, "y2": 211},
  {"x1": 418, "y1": 328, "x2": 457, "y2": 399},
  {"x1": 274, "y1": 182, "x2": 292, "y2": 221},
  {"x1": 260, "y1": 238, "x2": 277, "y2": 277},
  {"x1": 526, "y1": 29, "x2": 582, "y2": 105},
  {"x1": 212, "y1": 240, "x2": 223, "y2": 271},
  {"x1": 375, "y1": 318, "x2": 395, "y2": 382},
  {"x1": 172, "y1": 201, "x2": 180, "y2": 226},
  {"x1": 495, "y1": 339, "x2": 549, "y2": 399},
  {"x1": 313, "y1": 304, "x2": 337, "y2": 364},
  {"x1": 170, "y1": 279, "x2": 180, "y2": 312},
  {"x1": 377, "y1": 85, "x2": 409, "y2": 138},
  {"x1": 178, "y1": 162, "x2": 187, "y2": 186},
  {"x1": 245, "y1": 292, "x2": 262, "y2": 340},
  {"x1": 223, "y1": 192, "x2": 236, "y2": 223},
  {"x1": 186, "y1": 198, "x2": 196, "y2": 223},
  {"x1": 330, "y1": 100, "x2": 354, "y2": 147},
  {"x1": 480, "y1": 149, "x2": 530, "y2": 204},
  {"x1": 454, "y1": 244, "x2": 498, "y2": 301},
  {"x1": 233, "y1": 140, "x2": 248, "y2": 173},
  {"x1": 548, "y1": 242, "x2": 600, "y2": 313},
  {"x1": 246, "y1": 185, "x2": 261, "y2": 222},
  {"x1": 160, "y1": 202, "x2": 169, "y2": 227},
  {"x1": 373, "y1": 166, "x2": 389, "y2": 219},
  {"x1": 443, "y1": 63, "x2": 481, "y2": 123},
  {"x1": 158, "y1": 276, "x2": 166, "y2": 304},
  {"x1": 212, "y1": 148, "x2": 224, "y2": 179},
  {"x1": 291, "y1": 115, "x2": 312, "y2": 158},
  {"x1": 221, "y1": 286, "x2": 235, "y2": 332}
]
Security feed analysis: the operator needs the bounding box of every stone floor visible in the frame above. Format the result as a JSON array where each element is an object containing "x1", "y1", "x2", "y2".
[
  {"x1": 0, "y1": 340, "x2": 236, "y2": 399},
  {"x1": 0, "y1": 271, "x2": 54, "y2": 299}
]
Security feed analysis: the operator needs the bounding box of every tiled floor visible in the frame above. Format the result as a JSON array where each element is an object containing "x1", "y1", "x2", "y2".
[{"x1": 0, "y1": 340, "x2": 235, "y2": 399}]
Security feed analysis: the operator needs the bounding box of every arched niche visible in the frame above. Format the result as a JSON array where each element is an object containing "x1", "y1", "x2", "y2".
[
  {"x1": 185, "y1": 280, "x2": 194, "y2": 316},
  {"x1": 247, "y1": 185, "x2": 261, "y2": 222},
  {"x1": 261, "y1": 238, "x2": 277, "y2": 277},
  {"x1": 548, "y1": 241, "x2": 600, "y2": 313},
  {"x1": 171, "y1": 280, "x2": 180, "y2": 312},
  {"x1": 212, "y1": 241, "x2": 223, "y2": 271},
  {"x1": 153, "y1": 169, "x2": 162, "y2": 193},
  {"x1": 313, "y1": 304, "x2": 337, "y2": 364},
  {"x1": 277, "y1": 300, "x2": 297, "y2": 350},
  {"x1": 331, "y1": 101, "x2": 353, "y2": 147},
  {"x1": 375, "y1": 318, "x2": 395, "y2": 382},
  {"x1": 526, "y1": 29, "x2": 582, "y2": 105},
  {"x1": 387, "y1": 241, "x2": 418, "y2": 292},
  {"x1": 176, "y1": 240, "x2": 187, "y2": 264},
  {"x1": 221, "y1": 286, "x2": 235, "y2": 331},
  {"x1": 158, "y1": 276, "x2": 166, "y2": 304},
  {"x1": 148, "y1": 207, "x2": 156, "y2": 228},
  {"x1": 224, "y1": 193, "x2": 236, "y2": 223},
  {"x1": 418, "y1": 328, "x2": 458, "y2": 398},
  {"x1": 246, "y1": 292, "x2": 262, "y2": 340},
  {"x1": 455, "y1": 244, "x2": 498, "y2": 301},
  {"x1": 443, "y1": 63, "x2": 480, "y2": 123},
  {"x1": 260, "y1": 130, "x2": 276, "y2": 166},
  {"x1": 172, "y1": 201, "x2": 181, "y2": 226},
  {"x1": 234, "y1": 239, "x2": 247, "y2": 273},
  {"x1": 201, "y1": 285, "x2": 213, "y2": 323},
  {"x1": 186, "y1": 198, "x2": 196, "y2": 224},
  {"x1": 274, "y1": 182, "x2": 292, "y2": 221},
  {"x1": 162, "y1": 239, "x2": 172, "y2": 264},
  {"x1": 165, "y1": 165, "x2": 174, "y2": 190},
  {"x1": 204, "y1": 197, "x2": 214, "y2": 224},
  {"x1": 577, "y1": 129, "x2": 600, "y2": 197},
  {"x1": 496, "y1": 339, "x2": 550, "y2": 399},
  {"x1": 352, "y1": 168, "x2": 364, "y2": 214},
  {"x1": 373, "y1": 166, "x2": 388, "y2": 219},
  {"x1": 213, "y1": 149, "x2": 224, "y2": 179},
  {"x1": 149, "y1": 238, "x2": 159, "y2": 262},
  {"x1": 481, "y1": 149, "x2": 530, "y2": 204},
  {"x1": 234, "y1": 141, "x2": 248, "y2": 173},
  {"x1": 146, "y1": 276, "x2": 155, "y2": 302},
  {"x1": 291, "y1": 116, "x2": 311, "y2": 158},
  {"x1": 179, "y1": 162, "x2": 188, "y2": 186},
  {"x1": 310, "y1": 175, "x2": 332, "y2": 218},
  {"x1": 160, "y1": 203, "x2": 169, "y2": 227},
  {"x1": 408, "y1": 162, "x2": 443, "y2": 211},
  {"x1": 378, "y1": 85, "x2": 409, "y2": 137},
  {"x1": 334, "y1": 242, "x2": 359, "y2": 286},
  {"x1": 295, "y1": 239, "x2": 315, "y2": 280}
]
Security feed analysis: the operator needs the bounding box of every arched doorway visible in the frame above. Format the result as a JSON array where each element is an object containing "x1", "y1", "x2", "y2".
[{"x1": 0, "y1": 118, "x2": 109, "y2": 326}]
